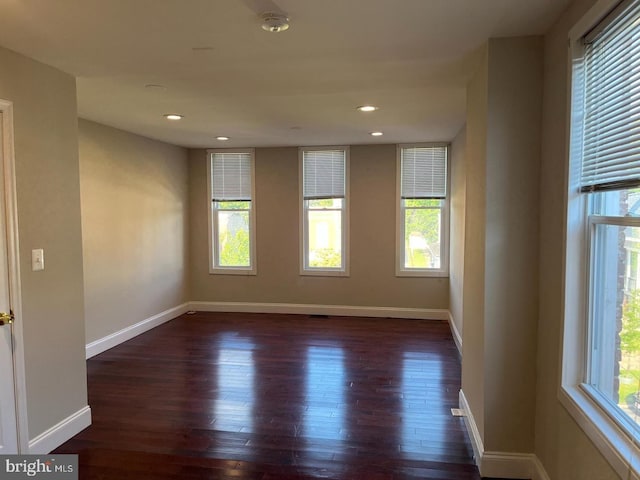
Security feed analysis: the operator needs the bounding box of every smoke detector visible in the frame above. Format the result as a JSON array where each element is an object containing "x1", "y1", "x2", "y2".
[{"x1": 260, "y1": 12, "x2": 290, "y2": 32}]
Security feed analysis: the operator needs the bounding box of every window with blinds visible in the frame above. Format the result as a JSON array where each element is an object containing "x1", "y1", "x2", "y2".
[
  {"x1": 580, "y1": 0, "x2": 640, "y2": 192},
  {"x1": 401, "y1": 146, "x2": 448, "y2": 199},
  {"x1": 397, "y1": 144, "x2": 449, "y2": 276},
  {"x1": 212, "y1": 152, "x2": 253, "y2": 201},
  {"x1": 302, "y1": 149, "x2": 346, "y2": 199},
  {"x1": 300, "y1": 147, "x2": 349, "y2": 275},
  {"x1": 208, "y1": 150, "x2": 256, "y2": 274},
  {"x1": 566, "y1": 0, "x2": 640, "y2": 461}
]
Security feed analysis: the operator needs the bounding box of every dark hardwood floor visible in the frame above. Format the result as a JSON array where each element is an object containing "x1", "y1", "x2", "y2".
[{"x1": 54, "y1": 312, "x2": 482, "y2": 479}]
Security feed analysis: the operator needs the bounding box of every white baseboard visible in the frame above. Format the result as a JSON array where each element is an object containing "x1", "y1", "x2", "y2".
[
  {"x1": 85, "y1": 301, "x2": 446, "y2": 360},
  {"x1": 482, "y1": 452, "x2": 538, "y2": 479},
  {"x1": 532, "y1": 456, "x2": 551, "y2": 480},
  {"x1": 188, "y1": 301, "x2": 448, "y2": 320},
  {"x1": 28, "y1": 406, "x2": 91, "y2": 454},
  {"x1": 85, "y1": 303, "x2": 189, "y2": 359},
  {"x1": 459, "y1": 389, "x2": 550, "y2": 479},
  {"x1": 447, "y1": 311, "x2": 462, "y2": 354},
  {"x1": 459, "y1": 389, "x2": 484, "y2": 464}
]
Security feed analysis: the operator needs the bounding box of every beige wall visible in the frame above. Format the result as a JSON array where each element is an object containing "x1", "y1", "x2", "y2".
[
  {"x1": 534, "y1": 0, "x2": 620, "y2": 477},
  {"x1": 79, "y1": 120, "x2": 189, "y2": 344},
  {"x1": 461, "y1": 45, "x2": 488, "y2": 440},
  {"x1": 461, "y1": 37, "x2": 542, "y2": 453},
  {"x1": 449, "y1": 127, "x2": 466, "y2": 342},
  {"x1": 0, "y1": 46, "x2": 87, "y2": 438},
  {"x1": 484, "y1": 36, "x2": 542, "y2": 452},
  {"x1": 189, "y1": 145, "x2": 448, "y2": 309}
]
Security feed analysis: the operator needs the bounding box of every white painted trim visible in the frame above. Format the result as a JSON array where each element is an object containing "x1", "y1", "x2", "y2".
[
  {"x1": 299, "y1": 146, "x2": 350, "y2": 276},
  {"x1": 208, "y1": 148, "x2": 257, "y2": 275},
  {"x1": 482, "y1": 452, "x2": 536, "y2": 479},
  {"x1": 0, "y1": 99, "x2": 28, "y2": 453},
  {"x1": 28, "y1": 406, "x2": 91, "y2": 454},
  {"x1": 85, "y1": 303, "x2": 189, "y2": 359},
  {"x1": 459, "y1": 389, "x2": 483, "y2": 464},
  {"x1": 447, "y1": 311, "x2": 462, "y2": 354},
  {"x1": 395, "y1": 143, "x2": 451, "y2": 278},
  {"x1": 560, "y1": 2, "x2": 640, "y2": 479},
  {"x1": 459, "y1": 389, "x2": 551, "y2": 479},
  {"x1": 532, "y1": 456, "x2": 552, "y2": 480},
  {"x1": 559, "y1": 385, "x2": 640, "y2": 479},
  {"x1": 569, "y1": 0, "x2": 621, "y2": 42},
  {"x1": 86, "y1": 300, "x2": 446, "y2": 359},
  {"x1": 188, "y1": 301, "x2": 449, "y2": 320}
]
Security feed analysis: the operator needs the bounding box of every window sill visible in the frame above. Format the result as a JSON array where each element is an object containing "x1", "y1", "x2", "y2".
[
  {"x1": 300, "y1": 269, "x2": 349, "y2": 277},
  {"x1": 559, "y1": 383, "x2": 640, "y2": 479},
  {"x1": 209, "y1": 268, "x2": 257, "y2": 276},
  {"x1": 395, "y1": 268, "x2": 448, "y2": 278}
]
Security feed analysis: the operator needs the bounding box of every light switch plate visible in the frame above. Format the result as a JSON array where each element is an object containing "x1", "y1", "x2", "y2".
[{"x1": 32, "y1": 249, "x2": 44, "y2": 271}]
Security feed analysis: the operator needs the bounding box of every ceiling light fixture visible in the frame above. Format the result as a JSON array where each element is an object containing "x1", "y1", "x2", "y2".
[
  {"x1": 370, "y1": 131, "x2": 383, "y2": 137},
  {"x1": 357, "y1": 105, "x2": 378, "y2": 112},
  {"x1": 216, "y1": 136, "x2": 230, "y2": 141},
  {"x1": 164, "y1": 114, "x2": 183, "y2": 120},
  {"x1": 261, "y1": 12, "x2": 290, "y2": 32}
]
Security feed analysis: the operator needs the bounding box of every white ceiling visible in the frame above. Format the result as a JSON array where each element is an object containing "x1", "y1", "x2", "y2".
[{"x1": 0, "y1": 0, "x2": 570, "y2": 148}]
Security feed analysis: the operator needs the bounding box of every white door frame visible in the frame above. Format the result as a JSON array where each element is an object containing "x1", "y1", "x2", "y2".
[{"x1": 0, "y1": 98, "x2": 28, "y2": 452}]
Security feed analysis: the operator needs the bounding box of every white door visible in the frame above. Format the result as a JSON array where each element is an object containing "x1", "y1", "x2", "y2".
[{"x1": 0, "y1": 109, "x2": 18, "y2": 454}]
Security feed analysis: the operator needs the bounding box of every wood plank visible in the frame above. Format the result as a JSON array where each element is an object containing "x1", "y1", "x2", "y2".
[{"x1": 55, "y1": 312, "x2": 482, "y2": 479}]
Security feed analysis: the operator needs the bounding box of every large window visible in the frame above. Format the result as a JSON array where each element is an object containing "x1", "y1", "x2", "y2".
[
  {"x1": 587, "y1": 192, "x2": 640, "y2": 432},
  {"x1": 397, "y1": 144, "x2": 449, "y2": 277},
  {"x1": 208, "y1": 149, "x2": 256, "y2": 274},
  {"x1": 300, "y1": 147, "x2": 349, "y2": 275},
  {"x1": 564, "y1": 0, "x2": 640, "y2": 475}
]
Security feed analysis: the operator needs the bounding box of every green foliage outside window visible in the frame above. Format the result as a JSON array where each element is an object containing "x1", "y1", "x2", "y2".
[
  {"x1": 216, "y1": 201, "x2": 251, "y2": 210},
  {"x1": 622, "y1": 290, "x2": 640, "y2": 362},
  {"x1": 404, "y1": 198, "x2": 441, "y2": 208},
  {"x1": 217, "y1": 209, "x2": 251, "y2": 268},
  {"x1": 619, "y1": 290, "x2": 640, "y2": 407},
  {"x1": 308, "y1": 198, "x2": 342, "y2": 209},
  {"x1": 220, "y1": 228, "x2": 250, "y2": 267},
  {"x1": 309, "y1": 248, "x2": 341, "y2": 268},
  {"x1": 405, "y1": 207, "x2": 440, "y2": 245},
  {"x1": 404, "y1": 200, "x2": 441, "y2": 268}
]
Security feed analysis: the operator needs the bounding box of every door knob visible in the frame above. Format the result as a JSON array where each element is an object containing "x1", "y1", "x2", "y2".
[{"x1": 0, "y1": 311, "x2": 14, "y2": 326}]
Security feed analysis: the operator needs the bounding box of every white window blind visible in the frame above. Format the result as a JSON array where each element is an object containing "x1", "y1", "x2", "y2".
[
  {"x1": 580, "y1": 0, "x2": 640, "y2": 192},
  {"x1": 211, "y1": 152, "x2": 252, "y2": 201},
  {"x1": 303, "y1": 150, "x2": 346, "y2": 199},
  {"x1": 401, "y1": 146, "x2": 447, "y2": 199}
]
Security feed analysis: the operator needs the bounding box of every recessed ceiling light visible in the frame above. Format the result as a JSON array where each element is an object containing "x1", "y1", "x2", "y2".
[
  {"x1": 357, "y1": 105, "x2": 378, "y2": 112},
  {"x1": 164, "y1": 114, "x2": 183, "y2": 120},
  {"x1": 216, "y1": 136, "x2": 230, "y2": 141},
  {"x1": 370, "y1": 131, "x2": 383, "y2": 136}
]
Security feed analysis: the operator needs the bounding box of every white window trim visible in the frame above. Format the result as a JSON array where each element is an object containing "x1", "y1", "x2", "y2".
[
  {"x1": 395, "y1": 143, "x2": 450, "y2": 278},
  {"x1": 207, "y1": 148, "x2": 257, "y2": 275},
  {"x1": 561, "y1": 1, "x2": 640, "y2": 477},
  {"x1": 299, "y1": 146, "x2": 350, "y2": 277}
]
